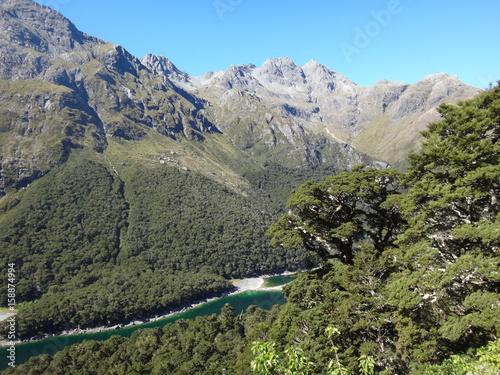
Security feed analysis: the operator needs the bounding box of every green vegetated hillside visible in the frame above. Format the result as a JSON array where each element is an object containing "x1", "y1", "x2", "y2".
[
  {"x1": 0, "y1": 131, "x2": 326, "y2": 338},
  {"x1": 5, "y1": 83, "x2": 499, "y2": 375}
]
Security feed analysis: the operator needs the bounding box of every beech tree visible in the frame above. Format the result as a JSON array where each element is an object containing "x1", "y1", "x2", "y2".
[
  {"x1": 385, "y1": 85, "x2": 500, "y2": 368},
  {"x1": 267, "y1": 166, "x2": 406, "y2": 265},
  {"x1": 400, "y1": 85, "x2": 500, "y2": 256}
]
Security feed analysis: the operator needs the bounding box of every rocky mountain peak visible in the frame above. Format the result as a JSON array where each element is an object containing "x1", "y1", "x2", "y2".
[
  {"x1": 139, "y1": 53, "x2": 200, "y2": 92},
  {"x1": 0, "y1": 0, "x2": 107, "y2": 81},
  {"x1": 207, "y1": 63, "x2": 260, "y2": 92},
  {"x1": 140, "y1": 54, "x2": 190, "y2": 84},
  {"x1": 254, "y1": 57, "x2": 307, "y2": 90},
  {"x1": 302, "y1": 59, "x2": 357, "y2": 95},
  {"x1": 419, "y1": 72, "x2": 455, "y2": 83},
  {"x1": 0, "y1": 0, "x2": 221, "y2": 194},
  {"x1": 260, "y1": 56, "x2": 297, "y2": 69},
  {"x1": 303, "y1": 58, "x2": 321, "y2": 67},
  {"x1": 0, "y1": 0, "x2": 101, "y2": 57},
  {"x1": 301, "y1": 59, "x2": 329, "y2": 77}
]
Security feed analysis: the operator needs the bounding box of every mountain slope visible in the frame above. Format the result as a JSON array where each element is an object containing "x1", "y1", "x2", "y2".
[
  {"x1": 0, "y1": 0, "x2": 219, "y2": 195},
  {"x1": 144, "y1": 55, "x2": 480, "y2": 167},
  {"x1": 0, "y1": 0, "x2": 342, "y2": 338}
]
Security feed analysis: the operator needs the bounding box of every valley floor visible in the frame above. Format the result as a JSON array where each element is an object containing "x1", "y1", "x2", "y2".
[{"x1": 0, "y1": 274, "x2": 289, "y2": 347}]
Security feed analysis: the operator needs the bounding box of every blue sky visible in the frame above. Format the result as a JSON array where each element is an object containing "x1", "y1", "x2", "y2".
[{"x1": 34, "y1": 0, "x2": 500, "y2": 88}]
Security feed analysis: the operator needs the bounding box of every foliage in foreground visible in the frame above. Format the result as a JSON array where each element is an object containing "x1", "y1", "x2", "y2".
[
  {"x1": 266, "y1": 85, "x2": 500, "y2": 373},
  {"x1": 422, "y1": 338, "x2": 500, "y2": 375},
  {"x1": 251, "y1": 326, "x2": 376, "y2": 375},
  {"x1": 250, "y1": 335, "x2": 500, "y2": 375}
]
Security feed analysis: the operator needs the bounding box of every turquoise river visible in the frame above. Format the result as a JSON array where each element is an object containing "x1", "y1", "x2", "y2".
[{"x1": 0, "y1": 276, "x2": 291, "y2": 370}]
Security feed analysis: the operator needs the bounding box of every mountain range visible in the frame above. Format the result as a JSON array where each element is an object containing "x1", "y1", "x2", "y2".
[
  {"x1": 140, "y1": 54, "x2": 479, "y2": 167},
  {"x1": 0, "y1": 0, "x2": 481, "y2": 196},
  {"x1": 0, "y1": 0, "x2": 484, "y2": 338}
]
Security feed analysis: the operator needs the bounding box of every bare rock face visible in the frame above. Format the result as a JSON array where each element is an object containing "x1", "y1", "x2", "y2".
[
  {"x1": 0, "y1": 0, "x2": 102, "y2": 81},
  {"x1": 140, "y1": 54, "x2": 192, "y2": 90},
  {"x1": 147, "y1": 56, "x2": 480, "y2": 166},
  {"x1": 0, "y1": 0, "x2": 96, "y2": 55}
]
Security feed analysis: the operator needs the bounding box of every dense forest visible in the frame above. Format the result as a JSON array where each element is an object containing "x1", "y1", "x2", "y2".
[
  {"x1": 3, "y1": 78, "x2": 498, "y2": 374},
  {"x1": 0, "y1": 152, "x2": 316, "y2": 338}
]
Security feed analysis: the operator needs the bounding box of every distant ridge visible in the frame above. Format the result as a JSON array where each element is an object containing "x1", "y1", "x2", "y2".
[{"x1": 141, "y1": 55, "x2": 480, "y2": 166}]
